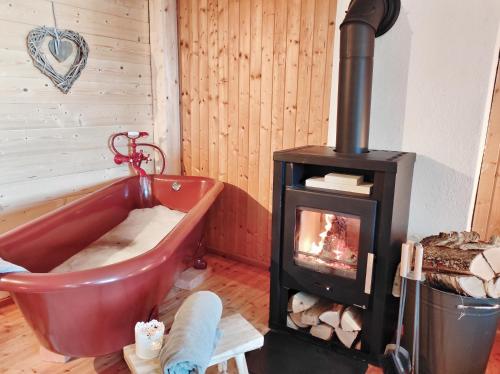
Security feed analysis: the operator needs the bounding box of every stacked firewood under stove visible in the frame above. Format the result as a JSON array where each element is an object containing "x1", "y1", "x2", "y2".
[
  {"x1": 286, "y1": 292, "x2": 363, "y2": 349},
  {"x1": 420, "y1": 231, "x2": 500, "y2": 298}
]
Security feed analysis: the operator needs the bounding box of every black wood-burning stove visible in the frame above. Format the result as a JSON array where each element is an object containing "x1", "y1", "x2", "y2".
[
  {"x1": 247, "y1": 0, "x2": 416, "y2": 371},
  {"x1": 269, "y1": 147, "x2": 415, "y2": 359}
]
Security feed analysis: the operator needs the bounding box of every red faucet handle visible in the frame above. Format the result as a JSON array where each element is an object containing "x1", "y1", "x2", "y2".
[
  {"x1": 126, "y1": 131, "x2": 149, "y2": 139},
  {"x1": 142, "y1": 152, "x2": 152, "y2": 163},
  {"x1": 114, "y1": 154, "x2": 129, "y2": 165}
]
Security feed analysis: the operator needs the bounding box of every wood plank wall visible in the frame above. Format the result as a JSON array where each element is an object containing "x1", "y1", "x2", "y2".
[
  {"x1": 178, "y1": 0, "x2": 337, "y2": 266},
  {"x1": 473, "y1": 59, "x2": 500, "y2": 239},
  {"x1": 0, "y1": 0, "x2": 154, "y2": 226},
  {"x1": 149, "y1": 0, "x2": 182, "y2": 175}
]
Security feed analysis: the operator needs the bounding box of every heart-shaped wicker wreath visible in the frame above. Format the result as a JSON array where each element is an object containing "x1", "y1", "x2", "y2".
[{"x1": 27, "y1": 26, "x2": 89, "y2": 94}]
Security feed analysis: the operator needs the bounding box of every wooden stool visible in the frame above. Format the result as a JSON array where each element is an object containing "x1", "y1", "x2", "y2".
[{"x1": 123, "y1": 313, "x2": 264, "y2": 374}]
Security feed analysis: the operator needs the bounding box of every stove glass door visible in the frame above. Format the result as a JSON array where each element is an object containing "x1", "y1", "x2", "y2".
[
  {"x1": 282, "y1": 187, "x2": 377, "y2": 306},
  {"x1": 295, "y1": 208, "x2": 360, "y2": 279}
]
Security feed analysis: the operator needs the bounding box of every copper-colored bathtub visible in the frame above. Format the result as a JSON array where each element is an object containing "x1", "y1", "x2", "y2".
[{"x1": 0, "y1": 175, "x2": 223, "y2": 357}]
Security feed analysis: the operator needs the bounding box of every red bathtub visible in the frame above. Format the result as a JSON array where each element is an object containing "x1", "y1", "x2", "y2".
[{"x1": 0, "y1": 175, "x2": 223, "y2": 357}]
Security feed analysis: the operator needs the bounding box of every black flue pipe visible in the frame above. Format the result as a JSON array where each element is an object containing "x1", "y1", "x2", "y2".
[{"x1": 335, "y1": 0, "x2": 400, "y2": 154}]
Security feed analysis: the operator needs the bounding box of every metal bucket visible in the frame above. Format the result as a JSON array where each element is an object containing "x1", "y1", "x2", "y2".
[{"x1": 403, "y1": 282, "x2": 500, "y2": 374}]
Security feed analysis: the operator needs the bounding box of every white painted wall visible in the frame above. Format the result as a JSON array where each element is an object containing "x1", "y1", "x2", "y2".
[{"x1": 328, "y1": 0, "x2": 500, "y2": 238}]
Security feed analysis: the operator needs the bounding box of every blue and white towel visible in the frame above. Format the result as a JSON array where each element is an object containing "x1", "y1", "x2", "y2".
[
  {"x1": 160, "y1": 291, "x2": 223, "y2": 374},
  {"x1": 0, "y1": 257, "x2": 28, "y2": 274}
]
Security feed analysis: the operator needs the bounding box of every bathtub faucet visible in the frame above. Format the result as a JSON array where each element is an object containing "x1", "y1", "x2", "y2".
[{"x1": 110, "y1": 131, "x2": 166, "y2": 176}]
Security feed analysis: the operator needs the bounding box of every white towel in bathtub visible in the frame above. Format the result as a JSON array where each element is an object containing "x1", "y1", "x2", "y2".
[
  {"x1": 160, "y1": 291, "x2": 223, "y2": 374},
  {"x1": 50, "y1": 205, "x2": 186, "y2": 273},
  {"x1": 0, "y1": 258, "x2": 28, "y2": 273}
]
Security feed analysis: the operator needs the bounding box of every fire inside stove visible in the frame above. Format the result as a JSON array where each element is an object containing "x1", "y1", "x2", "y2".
[{"x1": 294, "y1": 208, "x2": 360, "y2": 279}]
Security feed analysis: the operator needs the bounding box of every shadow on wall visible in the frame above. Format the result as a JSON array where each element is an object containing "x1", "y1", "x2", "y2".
[
  {"x1": 205, "y1": 182, "x2": 272, "y2": 267},
  {"x1": 370, "y1": 8, "x2": 412, "y2": 150},
  {"x1": 409, "y1": 155, "x2": 474, "y2": 238}
]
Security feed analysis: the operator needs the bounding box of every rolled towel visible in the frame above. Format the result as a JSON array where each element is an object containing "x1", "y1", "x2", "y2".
[
  {"x1": 0, "y1": 257, "x2": 28, "y2": 274},
  {"x1": 160, "y1": 291, "x2": 222, "y2": 374}
]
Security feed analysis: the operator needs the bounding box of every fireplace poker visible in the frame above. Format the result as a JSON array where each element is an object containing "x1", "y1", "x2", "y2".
[{"x1": 383, "y1": 241, "x2": 424, "y2": 374}]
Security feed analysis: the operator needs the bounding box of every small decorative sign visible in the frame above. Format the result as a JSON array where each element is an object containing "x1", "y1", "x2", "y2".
[{"x1": 26, "y1": 2, "x2": 88, "y2": 94}]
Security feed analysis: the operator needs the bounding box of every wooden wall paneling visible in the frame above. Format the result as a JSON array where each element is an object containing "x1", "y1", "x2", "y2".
[
  {"x1": 0, "y1": 103, "x2": 152, "y2": 131},
  {"x1": 0, "y1": 125, "x2": 144, "y2": 185},
  {"x1": 294, "y1": 0, "x2": 315, "y2": 147},
  {"x1": 179, "y1": 0, "x2": 192, "y2": 174},
  {"x1": 190, "y1": 0, "x2": 200, "y2": 175},
  {"x1": 473, "y1": 60, "x2": 500, "y2": 239},
  {"x1": 247, "y1": 0, "x2": 262, "y2": 256},
  {"x1": 207, "y1": 0, "x2": 220, "y2": 247},
  {"x1": 199, "y1": 0, "x2": 210, "y2": 177},
  {"x1": 0, "y1": 0, "x2": 150, "y2": 44},
  {"x1": 238, "y1": 0, "x2": 251, "y2": 258},
  {"x1": 226, "y1": 0, "x2": 240, "y2": 252},
  {"x1": 149, "y1": 0, "x2": 182, "y2": 174},
  {"x1": 256, "y1": 0, "x2": 275, "y2": 262},
  {"x1": 0, "y1": 50, "x2": 151, "y2": 85},
  {"x1": 51, "y1": 0, "x2": 150, "y2": 22},
  {"x1": 321, "y1": 1, "x2": 336, "y2": 145},
  {"x1": 268, "y1": 0, "x2": 287, "y2": 218},
  {"x1": 0, "y1": 168, "x2": 128, "y2": 213},
  {"x1": 0, "y1": 78, "x2": 152, "y2": 105},
  {"x1": 208, "y1": 0, "x2": 219, "y2": 181},
  {"x1": 282, "y1": 0, "x2": 302, "y2": 149},
  {"x1": 216, "y1": 0, "x2": 229, "y2": 251},
  {"x1": 308, "y1": 0, "x2": 330, "y2": 146},
  {"x1": 179, "y1": 0, "x2": 338, "y2": 266},
  {"x1": 0, "y1": 19, "x2": 151, "y2": 65}
]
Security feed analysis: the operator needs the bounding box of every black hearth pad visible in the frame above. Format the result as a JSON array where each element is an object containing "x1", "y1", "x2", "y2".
[{"x1": 246, "y1": 330, "x2": 369, "y2": 374}]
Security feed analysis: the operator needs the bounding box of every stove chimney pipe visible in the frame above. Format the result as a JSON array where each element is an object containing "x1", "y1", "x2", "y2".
[{"x1": 335, "y1": 0, "x2": 400, "y2": 154}]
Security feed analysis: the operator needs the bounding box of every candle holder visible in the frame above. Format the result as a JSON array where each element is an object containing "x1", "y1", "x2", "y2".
[{"x1": 134, "y1": 319, "x2": 165, "y2": 359}]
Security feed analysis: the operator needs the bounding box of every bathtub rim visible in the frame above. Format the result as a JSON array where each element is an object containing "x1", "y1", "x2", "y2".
[{"x1": 0, "y1": 175, "x2": 223, "y2": 293}]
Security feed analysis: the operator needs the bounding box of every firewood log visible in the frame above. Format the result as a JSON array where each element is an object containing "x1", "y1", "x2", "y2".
[
  {"x1": 421, "y1": 231, "x2": 499, "y2": 251},
  {"x1": 289, "y1": 312, "x2": 309, "y2": 328},
  {"x1": 301, "y1": 301, "x2": 333, "y2": 326},
  {"x1": 319, "y1": 304, "x2": 344, "y2": 328},
  {"x1": 421, "y1": 231, "x2": 480, "y2": 248},
  {"x1": 310, "y1": 324, "x2": 335, "y2": 341},
  {"x1": 425, "y1": 272, "x2": 486, "y2": 298},
  {"x1": 335, "y1": 328, "x2": 358, "y2": 348},
  {"x1": 354, "y1": 340, "x2": 362, "y2": 350},
  {"x1": 290, "y1": 292, "x2": 319, "y2": 313},
  {"x1": 340, "y1": 306, "x2": 362, "y2": 331},
  {"x1": 485, "y1": 278, "x2": 500, "y2": 298},
  {"x1": 423, "y1": 245, "x2": 495, "y2": 281},
  {"x1": 458, "y1": 242, "x2": 500, "y2": 251},
  {"x1": 483, "y1": 248, "x2": 500, "y2": 275}
]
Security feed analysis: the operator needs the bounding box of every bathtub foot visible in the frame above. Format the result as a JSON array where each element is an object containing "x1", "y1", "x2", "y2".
[
  {"x1": 148, "y1": 305, "x2": 159, "y2": 321},
  {"x1": 39, "y1": 346, "x2": 71, "y2": 363}
]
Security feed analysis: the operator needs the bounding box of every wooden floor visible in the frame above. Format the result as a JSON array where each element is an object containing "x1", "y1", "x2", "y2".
[{"x1": 0, "y1": 254, "x2": 499, "y2": 373}]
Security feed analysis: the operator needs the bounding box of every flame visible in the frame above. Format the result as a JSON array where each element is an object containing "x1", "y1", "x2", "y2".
[{"x1": 309, "y1": 214, "x2": 333, "y2": 255}]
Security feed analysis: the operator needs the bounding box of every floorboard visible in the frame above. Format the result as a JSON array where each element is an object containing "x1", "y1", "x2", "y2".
[{"x1": 0, "y1": 254, "x2": 498, "y2": 373}]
